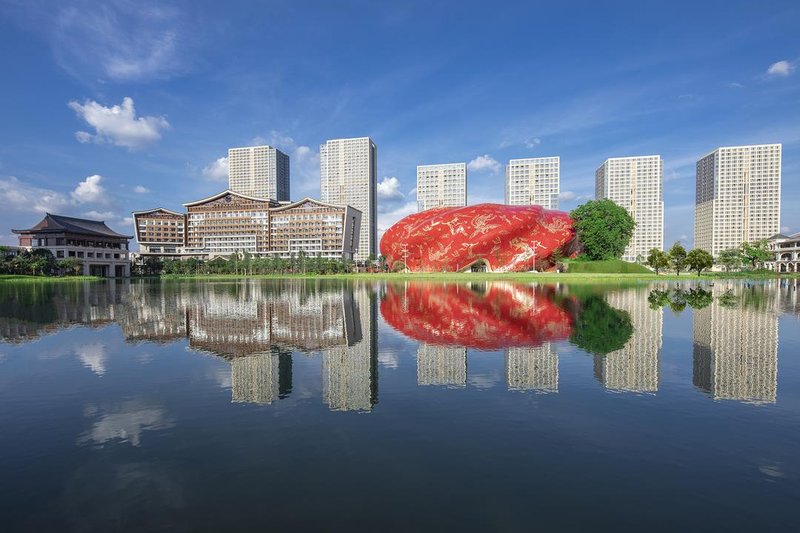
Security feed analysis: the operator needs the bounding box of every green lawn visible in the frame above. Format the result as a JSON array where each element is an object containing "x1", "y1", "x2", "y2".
[{"x1": 564, "y1": 259, "x2": 652, "y2": 274}]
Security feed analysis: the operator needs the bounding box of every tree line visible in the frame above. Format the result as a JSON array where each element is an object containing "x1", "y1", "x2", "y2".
[
  {"x1": 134, "y1": 251, "x2": 368, "y2": 276},
  {"x1": 0, "y1": 247, "x2": 84, "y2": 276},
  {"x1": 570, "y1": 199, "x2": 773, "y2": 275}
]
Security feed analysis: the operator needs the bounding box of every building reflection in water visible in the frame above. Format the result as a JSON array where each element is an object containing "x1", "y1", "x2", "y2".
[
  {"x1": 119, "y1": 280, "x2": 377, "y2": 412},
  {"x1": 593, "y1": 290, "x2": 662, "y2": 393},
  {"x1": 417, "y1": 344, "x2": 467, "y2": 388},
  {"x1": 0, "y1": 279, "x2": 788, "y2": 407},
  {"x1": 506, "y1": 344, "x2": 559, "y2": 393},
  {"x1": 692, "y1": 284, "x2": 778, "y2": 404}
]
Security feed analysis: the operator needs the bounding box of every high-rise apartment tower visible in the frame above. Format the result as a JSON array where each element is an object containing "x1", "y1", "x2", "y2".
[
  {"x1": 416, "y1": 163, "x2": 467, "y2": 212},
  {"x1": 695, "y1": 144, "x2": 781, "y2": 257},
  {"x1": 320, "y1": 137, "x2": 377, "y2": 261},
  {"x1": 505, "y1": 157, "x2": 560, "y2": 209},
  {"x1": 228, "y1": 145, "x2": 290, "y2": 201},
  {"x1": 595, "y1": 155, "x2": 664, "y2": 262}
]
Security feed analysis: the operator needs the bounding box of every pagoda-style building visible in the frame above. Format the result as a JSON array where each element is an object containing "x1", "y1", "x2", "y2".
[{"x1": 12, "y1": 213, "x2": 132, "y2": 277}]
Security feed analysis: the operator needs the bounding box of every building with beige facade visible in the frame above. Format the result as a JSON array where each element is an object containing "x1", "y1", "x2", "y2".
[
  {"x1": 595, "y1": 156, "x2": 664, "y2": 262},
  {"x1": 695, "y1": 144, "x2": 781, "y2": 257},
  {"x1": 320, "y1": 137, "x2": 377, "y2": 261},
  {"x1": 228, "y1": 145, "x2": 290, "y2": 201},
  {"x1": 132, "y1": 208, "x2": 188, "y2": 259},
  {"x1": 134, "y1": 191, "x2": 361, "y2": 261},
  {"x1": 505, "y1": 156, "x2": 560, "y2": 209},
  {"x1": 416, "y1": 163, "x2": 467, "y2": 211}
]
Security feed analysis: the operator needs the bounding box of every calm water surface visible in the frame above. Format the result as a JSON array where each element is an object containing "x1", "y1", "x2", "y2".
[{"x1": 1, "y1": 278, "x2": 799, "y2": 532}]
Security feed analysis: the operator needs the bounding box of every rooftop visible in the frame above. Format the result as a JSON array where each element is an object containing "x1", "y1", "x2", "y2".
[{"x1": 12, "y1": 213, "x2": 132, "y2": 239}]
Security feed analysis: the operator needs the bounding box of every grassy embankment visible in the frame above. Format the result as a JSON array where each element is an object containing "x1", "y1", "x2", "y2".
[
  {"x1": 0, "y1": 274, "x2": 103, "y2": 283},
  {"x1": 156, "y1": 260, "x2": 796, "y2": 283}
]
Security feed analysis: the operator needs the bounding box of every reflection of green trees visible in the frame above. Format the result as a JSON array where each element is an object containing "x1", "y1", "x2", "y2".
[
  {"x1": 570, "y1": 295, "x2": 633, "y2": 355},
  {"x1": 647, "y1": 287, "x2": 713, "y2": 313}
]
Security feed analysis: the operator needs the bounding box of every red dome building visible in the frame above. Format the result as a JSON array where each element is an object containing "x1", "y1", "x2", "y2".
[{"x1": 379, "y1": 204, "x2": 577, "y2": 272}]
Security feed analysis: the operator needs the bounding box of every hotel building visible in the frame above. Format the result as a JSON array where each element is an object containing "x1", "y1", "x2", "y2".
[
  {"x1": 13, "y1": 213, "x2": 132, "y2": 277},
  {"x1": 695, "y1": 144, "x2": 781, "y2": 257},
  {"x1": 505, "y1": 156, "x2": 560, "y2": 209},
  {"x1": 228, "y1": 145, "x2": 290, "y2": 201},
  {"x1": 595, "y1": 156, "x2": 664, "y2": 262},
  {"x1": 132, "y1": 208, "x2": 188, "y2": 259},
  {"x1": 320, "y1": 137, "x2": 377, "y2": 261},
  {"x1": 134, "y1": 191, "x2": 361, "y2": 260},
  {"x1": 416, "y1": 163, "x2": 467, "y2": 211}
]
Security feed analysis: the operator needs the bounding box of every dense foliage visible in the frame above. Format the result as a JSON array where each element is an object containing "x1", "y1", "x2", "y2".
[
  {"x1": 647, "y1": 288, "x2": 713, "y2": 312},
  {"x1": 739, "y1": 240, "x2": 771, "y2": 269},
  {"x1": 716, "y1": 248, "x2": 743, "y2": 271},
  {"x1": 646, "y1": 248, "x2": 669, "y2": 274},
  {"x1": 686, "y1": 249, "x2": 713, "y2": 276},
  {"x1": 0, "y1": 247, "x2": 85, "y2": 277},
  {"x1": 569, "y1": 295, "x2": 633, "y2": 355},
  {"x1": 570, "y1": 200, "x2": 636, "y2": 260},
  {"x1": 134, "y1": 252, "x2": 361, "y2": 276},
  {"x1": 668, "y1": 242, "x2": 688, "y2": 276}
]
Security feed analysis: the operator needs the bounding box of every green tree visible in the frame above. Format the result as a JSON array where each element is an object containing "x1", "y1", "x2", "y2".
[
  {"x1": 716, "y1": 248, "x2": 742, "y2": 272},
  {"x1": 569, "y1": 295, "x2": 633, "y2": 355},
  {"x1": 570, "y1": 199, "x2": 636, "y2": 260},
  {"x1": 686, "y1": 248, "x2": 713, "y2": 276},
  {"x1": 57, "y1": 258, "x2": 83, "y2": 276},
  {"x1": 739, "y1": 240, "x2": 770, "y2": 269},
  {"x1": 646, "y1": 248, "x2": 669, "y2": 274},
  {"x1": 683, "y1": 288, "x2": 713, "y2": 310},
  {"x1": 668, "y1": 242, "x2": 688, "y2": 276},
  {"x1": 647, "y1": 288, "x2": 670, "y2": 309}
]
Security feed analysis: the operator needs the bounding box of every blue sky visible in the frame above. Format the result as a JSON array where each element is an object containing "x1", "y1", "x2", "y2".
[{"x1": 1, "y1": 0, "x2": 798, "y2": 247}]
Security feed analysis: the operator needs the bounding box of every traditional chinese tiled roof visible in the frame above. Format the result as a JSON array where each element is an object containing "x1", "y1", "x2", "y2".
[{"x1": 12, "y1": 213, "x2": 132, "y2": 239}]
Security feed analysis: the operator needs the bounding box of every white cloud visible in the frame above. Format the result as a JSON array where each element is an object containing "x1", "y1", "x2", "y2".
[
  {"x1": 524, "y1": 137, "x2": 541, "y2": 149},
  {"x1": 467, "y1": 154, "x2": 501, "y2": 174},
  {"x1": 78, "y1": 400, "x2": 174, "y2": 447},
  {"x1": 0, "y1": 176, "x2": 70, "y2": 213},
  {"x1": 377, "y1": 176, "x2": 404, "y2": 200},
  {"x1": 68, "y1": 97, "x2": 169, "y2": 149},
  {"x1": 202, "y1": 157, "x2": 228, "y2": 181},
  {"x1": 781, "y1": 226, "x2": 790, "y2": 234},
  {"x1": 75, "y1": 342, "x2": 108, "y2": 376},
  {"x1": 34, "y1": 1, "x2": 189, "y2": 82},
  {"x1": 766, "y1": 60, "x2": 794, "y2": 77},
  {"x1": 558, "y1": 191, "x2": 591, "y2": 203},
  {"x1": 559, "y1": 191, "x2": 577, "y2": 201},
  {"x1": 727, "y1": 82, "x2": 745, "y2": 88},
  {"x1": 377, "y1": 201, "x2": 417, "y2": 243},
  {"x1": 133, "y1": 185, "x2": 149, "y2": 194},
  {"x1": 83, "y1": 210, "x2": 116, "y2": 221},
  {"x1": 72, "y1": 174, "x2": 106, "y2": 204}
]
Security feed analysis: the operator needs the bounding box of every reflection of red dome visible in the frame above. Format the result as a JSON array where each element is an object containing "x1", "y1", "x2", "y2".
[
  {"x1": 379, "y1": 204, "x2": 576, "y2": 272},
  {"x1": 380, "y1": 283, "x2": 573, "y2": 350}
]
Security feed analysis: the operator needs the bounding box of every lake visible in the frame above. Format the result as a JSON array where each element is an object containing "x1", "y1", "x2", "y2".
[{"x1": 1, "y1": 278, "x2": 798, "y2": 532}]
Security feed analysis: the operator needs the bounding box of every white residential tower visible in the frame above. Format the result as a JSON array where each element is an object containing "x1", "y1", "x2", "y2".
[
  {"x1": 595, "y1": 155, "x2": 664, "y2": 262},
  {"x1": 320, "y1": 137, "x2": 377, "y2": 261},
  {"x1": 505, "y1": 156, "x2": 560, "y2": 209},
  {"x1": 695, "y1": 144, "x2": 781, "y2": 257},
  {"x1": 416, "y1": 163, "x2": 467, "y2": 212},
  {"x1": 228, "y1": 145, "x2": 290, "y2": 201}
]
